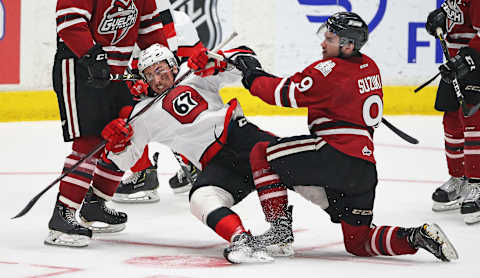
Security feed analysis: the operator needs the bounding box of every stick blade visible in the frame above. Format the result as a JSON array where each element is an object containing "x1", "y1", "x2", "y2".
[{"x1": 11, "y1": 194, "x2": 41, "y2": 219}]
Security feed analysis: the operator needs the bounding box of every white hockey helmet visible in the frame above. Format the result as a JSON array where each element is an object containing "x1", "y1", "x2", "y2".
[{"x1": 138, "y1": 44, "x2": 178, "y2": 79}]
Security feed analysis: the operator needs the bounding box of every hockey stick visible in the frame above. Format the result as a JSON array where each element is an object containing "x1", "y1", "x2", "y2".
[
  {"x1": 414, "y1": 72, "x2": 440, "y2": 93},
  {"x1": 381, "y1": 117, "x2": 419, "y2": 144},
  {"x1": 12, "y1": 32, "x2": 239, "y2": 219},
  {"x1": 110, "y1": 73, "x2": 142, "y2": 81}
]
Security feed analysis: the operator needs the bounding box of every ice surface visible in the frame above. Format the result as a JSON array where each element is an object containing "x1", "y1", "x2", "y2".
[{"x1": 1, "y1": 116, "x2": 477, "y2": 277}]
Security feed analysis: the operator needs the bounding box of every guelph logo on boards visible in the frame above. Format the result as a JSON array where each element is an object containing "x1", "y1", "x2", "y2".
[
  {"x1": 442, "y1": 0, "x2": 464, "y2": 32},
  {"x1": 98, "y1": 0, "x2": 138, "y2": 45},
  {"x1": 172, "y1": 0, "x2": 222, "y2": 49}
]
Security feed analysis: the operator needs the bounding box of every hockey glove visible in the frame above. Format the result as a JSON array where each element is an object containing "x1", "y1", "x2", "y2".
[
  {"x1": 439, "y1": 47, "x2": 480, "y2": 84},
  {"x1": 425, "y1": 7, "x2": 447, "y2": 37},
  {"x1": 101, "y1": 118, "x2": 133, "y2": 153},
  {"x1": 231, "y1": 46, "x2": 275, "y2": 90},
  {"x1": 188, "y1": 47, "x2": 227, "y2": 77},
  {"x1": 126, "y1": 79, "x2": 149, "y2": 100},
  {"x1": 78, "y1": 44, "x2": 110, "y2": 88}
]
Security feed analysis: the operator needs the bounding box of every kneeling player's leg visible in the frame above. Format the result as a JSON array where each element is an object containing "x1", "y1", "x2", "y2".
[
  {"x1": 250, "y1": 141, "x2": 289, "y2": 221},
  {"x1": 339, "y1": 190, "x2": 417, "y2": 257}
]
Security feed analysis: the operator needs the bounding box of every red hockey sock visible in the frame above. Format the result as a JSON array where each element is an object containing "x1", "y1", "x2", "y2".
[
  {"x1": 58, "y1": 136, "x2": 103, "y2": 209},
  {"x1": 91, "y1": 156, "x2": 124, "y2": 201},
  {"x1": 206, "y1": 207, "x2": 246, "y2": 242},
  {"x1": 443, "y1": 111, "x2": 465, "y2": 177},
  {"x1": 250, "y1": 142, "x2": 288, "y2": 222},
  {"x1": 341, "y1": 221, "x2": 417, "y2": 257}
]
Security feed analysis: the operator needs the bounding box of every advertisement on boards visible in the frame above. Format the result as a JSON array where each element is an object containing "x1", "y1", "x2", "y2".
[{"x1": 0, "y1": 0, "x2": 21, "y2": 84}]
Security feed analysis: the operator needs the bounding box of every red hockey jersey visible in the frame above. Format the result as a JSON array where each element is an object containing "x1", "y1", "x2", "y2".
[
  {"x1": 442, "y1": 0, "x2": 480, "y2": 56},
  {"x1": 250, "y1": 54, "x2": 383, "y2": 164},
  {"x1": 56, "y1": 0, "x2": 177, "y2": 74}
]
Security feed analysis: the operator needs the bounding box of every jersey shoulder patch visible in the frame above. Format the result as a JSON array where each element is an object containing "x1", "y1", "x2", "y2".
[{"x1": 313, "y1": 60, "x2": 336, "y2": 77}]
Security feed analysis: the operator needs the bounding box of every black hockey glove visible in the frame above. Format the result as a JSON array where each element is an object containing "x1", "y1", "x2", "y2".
[
  {"x1": 439, "y1": 47, "x2": 480, "y2": 84},
  {"x1": 231, "y1": 46, "x2": 275, "y2": 90},
  {"x1": 78, "y1": 44, "x2": 110, "y2": 88},
  {"x1": 425, "y1": 7, "x2": 447, "y2": 37}
]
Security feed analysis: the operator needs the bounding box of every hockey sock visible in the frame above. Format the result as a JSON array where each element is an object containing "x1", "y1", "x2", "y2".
[
  {"x1": 341, "y1": 221, "x2": 417, "y2": 257},
  {"x1": 463, "y1": 110, "x2": 480, "y2": 179},
  {"x1": 58, "y1": 152, "x2": 97, "y2": 209},
  {"x1": 91, "y1": 155, "x2": 124, "y2": 201},
  {"x1": 58, "y1": 136, "x2": 103, "y2": 209},
  {"x1": 206, "y1": 207, "x2": 246, "y2": 242},
  {"x1": 250, "y1": 141, "x2": 288, "y2": 222},
  {"x1": 130, "y1": 145, "x2": 153, "y2": 172},
  {"x1": 443, "y1": 110, "x2": 465, "y2": 177}
]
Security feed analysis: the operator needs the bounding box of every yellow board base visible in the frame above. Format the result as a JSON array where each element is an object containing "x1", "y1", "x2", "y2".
[{"x1": 0, "y1": 86, "x2": 440, "y2": 122}]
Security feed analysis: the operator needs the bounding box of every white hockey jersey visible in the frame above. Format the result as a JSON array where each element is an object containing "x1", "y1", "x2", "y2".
[{"x1": 108, "y1": 64, "x2": 243, "y2": 171}]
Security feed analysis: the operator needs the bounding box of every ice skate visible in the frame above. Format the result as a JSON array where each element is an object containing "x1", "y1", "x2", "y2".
[
  {"x1": 223, "y1": 232, "x2": 274, "y2": 264},
  {"x1": 254, "y1": 205, "x2": 294, "y2": 256},
  {"x1": 113, "y1": 166, "x2": 159, "y2": 203},
  {"x1": 79, "y1": 188, "x2": 127, "y2": 233},
  {"x1": 44, "y1": 196, "x2": 92, "y2": 247},
  {"x1": 432, "y1": 176, "x2": 467, "y2": 211},
  {"x1": 407, "y1": 223, "x2": 458, "y2": 262},
  {"x1": 461, "y1": 181, "x2": 480, "y2": 224},
  {"x1": 169, "y1": 161, "x2": 198, "y2": 194}
]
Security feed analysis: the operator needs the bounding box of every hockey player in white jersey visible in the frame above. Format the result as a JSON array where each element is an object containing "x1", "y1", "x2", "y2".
[
  {"x1": 113, "y1": 10, "x2": 203, "y2": 203},
  {"x1": 101, "y1": 43, "x2": 290, "y2": 263}
]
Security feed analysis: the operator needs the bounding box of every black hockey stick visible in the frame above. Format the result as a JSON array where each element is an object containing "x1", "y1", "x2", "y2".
[
  {"x1": 12, "y1": 32, "x2": 238, "y2": 219},
  {"x1": 414, "y1": 72, "x2": 440, "y2": 93},
  {"x1": 381, "y1": 117, "x2": 419, "y2": 144},
  {"x1": 110, "y1": 73, "x2": 142, "y2": 81}
]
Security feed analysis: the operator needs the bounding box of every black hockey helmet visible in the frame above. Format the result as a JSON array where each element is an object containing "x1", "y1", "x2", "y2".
[{"x1": 318, "y1": 12, "x2": 369, "y2": 51}]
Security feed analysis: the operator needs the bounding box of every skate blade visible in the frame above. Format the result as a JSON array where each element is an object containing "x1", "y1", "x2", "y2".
[
  {"x1": 44, "y1": 230, "x2": 90, "y2": 247},
  {"x1": 79, "y1": 219, "x2": 126, "y2": 233},
  {"x1": 112, "y1": 190, "x2": 160, "y2": 203},
  {"x1": 432, "y1": 200, "x2": 461, "y2": 212},
  {"x1": 430, "y1": 223, "x2": 459, "y2": 261},
  {"x1": 266, "y1": 242, "x2": 295, "y2": 257},
  {"x1": 171, "y1": 184, "x2": 192, "y2": 194},
  {"x1": 227, "y1": 250, "x2": 274, "y2": 264},
  {"x1": 463, "y1": 211, "x2": 480, "y2": 224}
]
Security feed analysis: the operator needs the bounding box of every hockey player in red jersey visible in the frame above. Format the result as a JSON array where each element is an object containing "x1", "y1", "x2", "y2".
[
  {"x1": 425, "y1": 0, "x2": 480, "y2": 224},
  {"x1": 47, "y1": 0, "x2": 178, "y2": 247},
  {"x1": 235, "y1": 12, "x2": 459, "y2": 261}
]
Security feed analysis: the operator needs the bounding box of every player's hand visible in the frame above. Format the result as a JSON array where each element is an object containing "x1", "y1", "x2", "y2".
[
  {"x1": 101, "y1": 118, "x2": 133, "y2": 153},
  {"x1": 425, "y1": 7, "x2": 447, "y2": 37},
  {"x1": 126, "y1": 79, "x2": 149, "y2": 100},
  {"x1": 78, "y1": 44, "x2": 111, "y2": 88},
  {"x1": 188, "y1": 48, "x2": 227, "y2": 77},
  {"x1": 439, "y1": 47, "x2": 480, "y2": 84}
]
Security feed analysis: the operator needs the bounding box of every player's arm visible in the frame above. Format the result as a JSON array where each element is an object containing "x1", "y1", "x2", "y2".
[
  {"x1": 172, "y1": 10, "x2": 205, "y2": 60},
  {"x1": 236, "y1": 54, "x2": 325, "y2": 108},
  {"x1": 137, "y1": 1, "x2": 177, "y2": 52},
  {"x1": 55, "y1": 0, "x2": 96, "y2": 58}
]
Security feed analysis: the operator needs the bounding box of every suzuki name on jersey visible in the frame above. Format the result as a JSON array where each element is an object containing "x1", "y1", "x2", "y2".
[{"x1": 358, "y1": 74, "x2": 381, "y2": 94}]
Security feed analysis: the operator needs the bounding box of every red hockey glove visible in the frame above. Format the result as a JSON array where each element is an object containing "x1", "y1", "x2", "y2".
[
  {"x1": 187, "y1": 47, "x2": 209, "y2": 71},
  {"x1": 126, "y1": 79, "x2": 149, "y2": 100},
  {"x1": 101, "y1": 118, "x2": 133, "y2": 153},
  {"x1": 188, "y1": 48, "x2": 227, "y2": 77}
]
